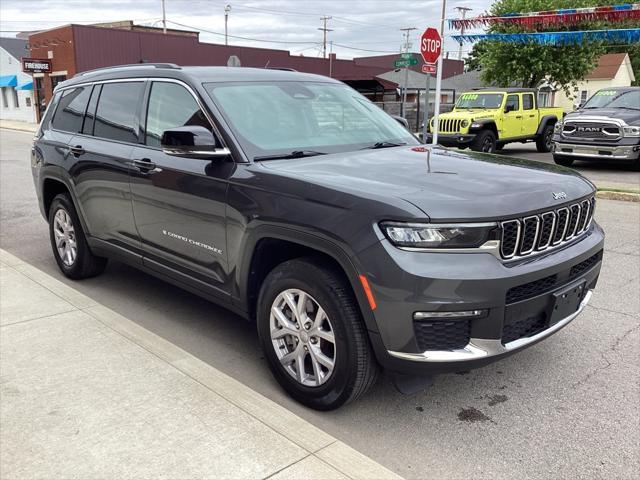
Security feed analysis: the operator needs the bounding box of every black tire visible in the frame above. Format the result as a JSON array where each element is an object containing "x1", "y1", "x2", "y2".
[
  {"x1": 536, "y1": 124, "x2": 554, "y2": 153},
  {"x1": 257, "y1": 257, "x2": 379, "y2": 410},
  {"x1": 495, "y1": 143, "x2": 505, "y2": 151},
  {"x1": 471, "y1": 130, "x2": 496, "y2": 153},
  {"x1": 552, "y1": 154, "x2": 575, "y2": 167},
  {"x1": 48, "y1": 194, "x2": 107, "y2": 279}
]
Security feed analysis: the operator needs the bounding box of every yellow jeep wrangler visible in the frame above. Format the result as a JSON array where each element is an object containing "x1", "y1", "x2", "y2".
[{"x1": 428, "y1": 88, "x2": 564, "y2": 153}]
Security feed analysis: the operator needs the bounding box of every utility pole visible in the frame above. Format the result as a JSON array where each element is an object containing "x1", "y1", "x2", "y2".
[
  {"x1": 161, "y1": 0, "x2": 167, "y2": 34},
  {"x1": 454, "y1": 7, "x2": 472, "y2": 61},
  {"x1": 329, "y1": 41, "x2": 334, "y2": 77},
  {"x1": 400, "y1": 27, "x2": 416, "y2": 118},
  {"x1": 432, "y1": 0, "x2": 447, "y2": 146},
  {"x1": 224, "y1": 4, "x2": 231, "y2": 45},
  {"x1": 318, "y1": 16, "x2": 333, "y2": 59}
]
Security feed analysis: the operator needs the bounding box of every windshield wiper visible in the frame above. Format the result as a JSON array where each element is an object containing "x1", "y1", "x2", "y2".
[
  {"x1": 254, "y1": 150, "x2": 327, "y2": 161},
  {"x1": 361, "y1": 141, "x2": 407, "y2": 150}
]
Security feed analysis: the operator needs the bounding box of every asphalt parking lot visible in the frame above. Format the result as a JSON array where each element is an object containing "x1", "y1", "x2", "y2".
[
  {"x1": 1, "y1": 128, "x2": 638, "y2": 479},
  {"x1": 495, "y1": 142, "x2": 640, "y2": 191}
]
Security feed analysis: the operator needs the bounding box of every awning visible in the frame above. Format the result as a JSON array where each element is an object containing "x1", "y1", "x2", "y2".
[
  {"x1": 0, "y1": 75, "x2": 17, "y2": 87},
  {"x1": 17, "y1": 81, "x2": 33, "y2": 90}
]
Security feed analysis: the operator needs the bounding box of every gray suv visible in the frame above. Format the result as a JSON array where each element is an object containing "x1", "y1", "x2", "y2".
[{"x1": 31, "y1": 64, "x2": 604, "y2": 409}]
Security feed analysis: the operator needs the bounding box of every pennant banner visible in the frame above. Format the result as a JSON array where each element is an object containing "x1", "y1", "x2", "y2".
[
  {"x1": 449, "y1": 3, "x2": 640, "y2": 29},
  {"x1": 451, "y1": 28, "x2": 640, "y2": 45}
]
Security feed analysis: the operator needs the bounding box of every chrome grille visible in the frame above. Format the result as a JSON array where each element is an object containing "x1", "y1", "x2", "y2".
[
  {"x1": 437, "y1": 118, "x2": 463, "y2": 133},
  {"x1": 500, "y1": 197, "x2": 595, "y2": 260},
  {"x1": 562, "y1": 122, "x2": 620, "y2": 140}
]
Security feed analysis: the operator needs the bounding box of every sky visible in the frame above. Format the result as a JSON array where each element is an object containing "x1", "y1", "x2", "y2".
[{"x1": 0, "y1": 0, "x2": 491, "y2": 60}]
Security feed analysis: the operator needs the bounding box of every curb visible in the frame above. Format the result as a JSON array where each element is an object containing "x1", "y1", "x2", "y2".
[
  {"x1": 0, "y1": 248, "x2": 402, "y2": 480},
  {"x1": 596, "y1": 190, "x2": 640, "y2": 203},
  {"x1": 0, "y1": 123, "x2": 38, "y2": 134}
]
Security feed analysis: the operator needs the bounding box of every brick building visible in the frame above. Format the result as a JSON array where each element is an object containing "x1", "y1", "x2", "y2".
[{"x1": 26, "y1": 21, "x2": 463, "y2": 120}]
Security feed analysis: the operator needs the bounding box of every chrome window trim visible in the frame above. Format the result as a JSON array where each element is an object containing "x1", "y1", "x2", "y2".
[{"x1": 52, "y1": 77, "x2": 231, "y2": 154}]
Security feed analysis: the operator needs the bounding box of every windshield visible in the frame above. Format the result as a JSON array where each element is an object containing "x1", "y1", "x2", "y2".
[
  {"x1": 204, "y1": 81, "x2": 418, "y2": 159},
  {"x1": 583, "y1": 89, "x2": 640, "y2": 109},
  {"x1": 455, "y1": 93, "x2": 504, "y2": 109}
]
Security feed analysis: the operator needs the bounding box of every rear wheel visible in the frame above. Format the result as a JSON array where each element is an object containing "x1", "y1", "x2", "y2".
[
  {"x1": 48, "y1": 194, "x2": 107, "y2": 279},
  {"x1": 553, "y1": 154, "x2": 575, "y2": 167},
  {"x1": 536, "y1": 124, "x2": 554, "y2": 153},
  {"x1": 257, "y1": 257, "x2": 379, "y2": 410},
  {"x1": 471, "y1": 130, "x2": 496, "y2": 153}
]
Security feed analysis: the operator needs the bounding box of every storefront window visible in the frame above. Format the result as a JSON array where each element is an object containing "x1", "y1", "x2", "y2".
[{"x1": 51, "y1": 75, "x2": 67, "y2": 90}]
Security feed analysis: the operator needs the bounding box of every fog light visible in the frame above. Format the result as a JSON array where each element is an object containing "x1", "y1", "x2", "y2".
[{"x1": 413, "y1": 309, "x2": 487, "y2": 320}]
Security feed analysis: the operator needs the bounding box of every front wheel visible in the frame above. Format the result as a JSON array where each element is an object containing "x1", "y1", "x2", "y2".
[
  {"x1": 257, "y1": 258, "x2": 379, "y2": 410},
  {"x1": 536, "y1": 124, "x2": 554, "y2": 153},
  {"x1": 471, "y1": 130, "x2": 496, "y2": 153}
]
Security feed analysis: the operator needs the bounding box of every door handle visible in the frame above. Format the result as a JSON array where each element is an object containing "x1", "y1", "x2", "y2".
[
  {"x1": 529, "y1": 114, "x2": 535, "y2": 118},
  {"x1": 133, "y1": 158, "x2": 157, "y2": 171},
  {"x1": 515, "y1": 115, "x2": 522, "y2": 119},
  {"x1": 69, "y1": 145, "x2": 85, "y2": 157}
]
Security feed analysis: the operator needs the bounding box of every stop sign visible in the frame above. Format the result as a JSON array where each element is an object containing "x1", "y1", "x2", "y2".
[{"x1": 421, "y1": 28, "x2": 442, "y2": 64}]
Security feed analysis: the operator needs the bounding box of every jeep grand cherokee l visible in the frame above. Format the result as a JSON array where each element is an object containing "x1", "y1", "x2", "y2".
[{"x1": 31, "y1": 65, "x2": 604, "y2": 410}]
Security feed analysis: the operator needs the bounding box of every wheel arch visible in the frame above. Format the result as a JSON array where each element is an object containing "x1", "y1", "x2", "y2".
[
  {"x1": 40, "y1": 172, "x2": 90, "y2": 235},
  {"x1": 536, "y1": 115, "x2": 558, "y2": 136},
  {"x1": 236, "y1": 226, "x2": 379, "y2": 335},
  {"x1": 469, "y1": 120, "x2": 498, "y2": 139}
]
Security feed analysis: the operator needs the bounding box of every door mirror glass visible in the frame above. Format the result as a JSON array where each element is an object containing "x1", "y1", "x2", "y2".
[
  {"x1": 504, "y1": 104, "x2": 515, "y2": 113},
  {"x1": 161, "y1": 126, "x2": 229, "y2": 159}
]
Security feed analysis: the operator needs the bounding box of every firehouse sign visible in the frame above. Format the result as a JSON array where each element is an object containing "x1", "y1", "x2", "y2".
[{"x1": 22, "y1": 58, "x2": 52, "y2": 74}]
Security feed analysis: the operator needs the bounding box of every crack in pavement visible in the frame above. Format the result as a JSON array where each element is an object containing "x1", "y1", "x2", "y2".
[{"x1": 572, "y1": 323, "x2": 640, "y2": 389}]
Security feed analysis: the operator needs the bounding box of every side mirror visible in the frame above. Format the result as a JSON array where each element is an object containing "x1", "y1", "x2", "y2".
[
  {"x1": 161, "y1": 126, "x2": 229, "y2": 160},
  {"x1": 392, "y1": 115, "x2": 410, "y2": 130},
  {"x1": 504, "y1": 104, "x2": 515, "y2": 113}
]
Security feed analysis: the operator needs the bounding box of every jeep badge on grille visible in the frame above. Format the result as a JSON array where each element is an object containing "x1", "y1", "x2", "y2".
[{"x1": 552, "y1": 192, "x2": 567, "y2": 200}]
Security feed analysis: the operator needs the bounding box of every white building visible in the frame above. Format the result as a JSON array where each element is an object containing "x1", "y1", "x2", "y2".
[
  {"x1": 553, "y1": 53, "x2": 636, "y2": 112},
  {"x1": 0, "y1": 37, "x2": 36, "y2": 123}
]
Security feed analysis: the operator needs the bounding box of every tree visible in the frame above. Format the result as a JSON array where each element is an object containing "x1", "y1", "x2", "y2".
[{"x1": 466, "y1": 0, "x2": 638, "y2": 94}]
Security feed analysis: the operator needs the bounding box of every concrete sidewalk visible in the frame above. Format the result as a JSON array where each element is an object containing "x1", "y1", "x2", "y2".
[
  {"x1": 0, "y1": 120, "x2": 37, "y2": 133},
  {"x1": 0, "y1": 249, "x2": 401, "y2": 480}
]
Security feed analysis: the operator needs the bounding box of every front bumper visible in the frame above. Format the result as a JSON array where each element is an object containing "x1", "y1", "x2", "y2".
[
  {"x1": 427, "y1": 133, "x2": 476, "y2": 147},
  {"x1": 552, "y1": 139, "x2": 640, "y2": 161},
  {"x1": 359, "y1": 222, "x2": 605, "y2": 375}
]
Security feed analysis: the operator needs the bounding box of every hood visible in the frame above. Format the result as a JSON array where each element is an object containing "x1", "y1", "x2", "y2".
[
  {"x1": 443, "y1": 109, "x2": 500, "y2": 120},
  {"x1": 260, "y1": 147, "x2": 594, "y2": 221},
  {"x1": 567, "y1": 108, "x2": 640, "y2": 126}
]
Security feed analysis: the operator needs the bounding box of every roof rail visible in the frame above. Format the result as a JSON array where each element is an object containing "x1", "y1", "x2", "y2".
[
  {"x1": 265, "y1": 67, "x2": 297, "y2": 72},
  {"x1": 74, "y1": 63, "x2": 181, "y2": 78}
]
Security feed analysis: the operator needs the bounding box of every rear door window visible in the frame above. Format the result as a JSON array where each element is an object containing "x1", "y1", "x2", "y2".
[
  {"x1": 522, "y1": 93, "x2": 534, "y2": 110},
  {"x1": 51, "y1": 86, "x2": 92, "y2": 133},
  {"x1": 94, "y1": 82, "x2": 144, "y2": 143}
]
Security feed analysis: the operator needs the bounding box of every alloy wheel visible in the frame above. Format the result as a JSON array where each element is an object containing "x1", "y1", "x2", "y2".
[
  {"x1": 53, "y1": 208, "x2": 77, "y2": 266},
  {"x1": 482, "y1": 137, "x2": 494, "y2": 152},
  {"x1": 270, "y1": 288, "x2": 336, "y2": 387}
]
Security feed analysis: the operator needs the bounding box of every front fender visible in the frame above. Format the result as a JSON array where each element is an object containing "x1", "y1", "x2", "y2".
[{"x1": 233, "y1": 223, "x2": 381, "y2": 335}]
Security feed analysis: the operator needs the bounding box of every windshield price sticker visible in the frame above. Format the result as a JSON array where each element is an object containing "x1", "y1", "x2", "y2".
[
  {"x1": 596, "y1": 90, "x2": 616, "y2": 96},
  {"x1": 461, "y1": 93, "x2": 479, "y2": 100}
]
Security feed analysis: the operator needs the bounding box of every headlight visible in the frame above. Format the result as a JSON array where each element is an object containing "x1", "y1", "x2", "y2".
[
  {"x1": 554, "y1": 122, "x2": 563, "y2": 132},
  {"x1": 380, "y1": 222, "x2": 497, "y2": 249},
  {"x1": 461, "y1": 119, "x2": 470, "y2": 128},
  {"x1": 623, "y1": 126, "x2": 640, "y2": 137}
]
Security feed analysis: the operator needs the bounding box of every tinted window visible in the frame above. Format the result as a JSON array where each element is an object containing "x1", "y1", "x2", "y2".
[
  {"x1": 505, "y1": 94, "x2": 519, "y2": 111},
  {"x1": 145, "y1": 82, "x2": 212, "y2": 147},
  {"x1": 52, "y1": 87, "x2": 91, "y2": 133},
  {"x1": 82, "y1": 85, "x2": 100, "y2": 135},
  {"x1": 94, "y1": 82, "x2": 143, "y2": 143},
  {"x1": 522, "y1": 93, "x2": 534, "y2": 110}
]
